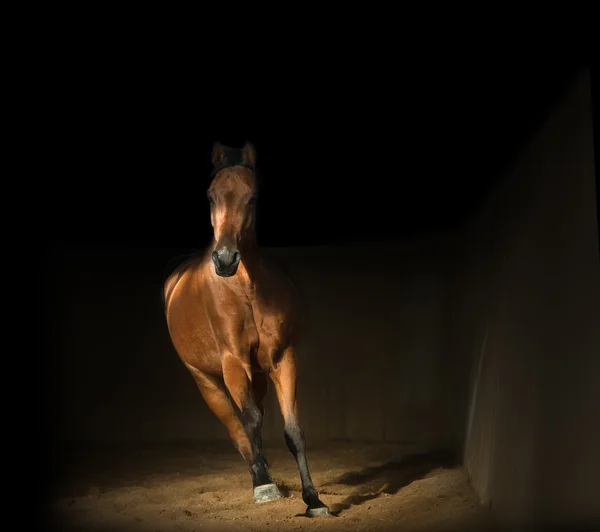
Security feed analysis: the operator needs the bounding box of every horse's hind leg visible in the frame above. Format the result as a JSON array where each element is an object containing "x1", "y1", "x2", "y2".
[
  {"x1": 222, "y1": 354, "x2": 282, "y2": 503},
  {"x1": 270, "y1": 348, "x2": 330, "y2": 517}
]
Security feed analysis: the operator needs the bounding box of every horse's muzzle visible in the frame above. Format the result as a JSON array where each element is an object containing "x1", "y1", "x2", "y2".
[{"x1": 212, "y1": 246, "x2": 241, "y2": 277}]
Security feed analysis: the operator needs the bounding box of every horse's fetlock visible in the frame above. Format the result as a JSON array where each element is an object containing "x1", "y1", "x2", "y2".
[{"x1": 302, "y1": 486, "x2": 319, "y2": 505}]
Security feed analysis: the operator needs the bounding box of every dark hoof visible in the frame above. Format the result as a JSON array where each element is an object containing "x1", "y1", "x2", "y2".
[
  {"x1": 253, "y1": 483, "x2": 282, "y2": 504},
  {"x1": 306, "y1": 505, "x2": 332, "y2": 517}
]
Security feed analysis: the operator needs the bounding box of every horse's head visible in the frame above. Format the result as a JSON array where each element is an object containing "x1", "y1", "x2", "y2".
[{"x1": 207, "y1": 141, "x2": 258, "y2": 277}]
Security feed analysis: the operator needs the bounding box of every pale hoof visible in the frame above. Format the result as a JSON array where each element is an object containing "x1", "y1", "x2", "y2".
[
  {"x1": 306, "y1": 505, "x2": 332, "y2": 517},
  {"x1": 253, "y1": 483, "x2": 283, "y2": 504}
]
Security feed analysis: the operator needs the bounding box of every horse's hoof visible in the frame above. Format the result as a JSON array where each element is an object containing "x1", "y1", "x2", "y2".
[
  {"x1": 253, "y1": 483, "x2": 282, "y2": 504},
  {"x1": 306, "y1": 505, "x2": 332, "y2": 517}
]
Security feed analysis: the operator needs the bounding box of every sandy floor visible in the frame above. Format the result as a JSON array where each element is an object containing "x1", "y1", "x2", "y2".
[{"x1": 45, "y1": 441, "x2": 497, "y2": 532}]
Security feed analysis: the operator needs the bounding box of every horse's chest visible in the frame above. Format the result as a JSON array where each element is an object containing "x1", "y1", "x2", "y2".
[
  {"x1": 242, "y1": 307, "x2": 260, "y2": 347},
  {"x1": 210, "y1": 291, "x2": 289, "y2": 366},
  {"x1": 234, "y1": 308, "x2": 283, "y2": 372},
  {"x1": 216, "y1": 303, "x2": 260, "y2": 353}
]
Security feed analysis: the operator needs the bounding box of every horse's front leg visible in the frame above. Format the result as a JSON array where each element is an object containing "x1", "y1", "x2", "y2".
[
  {"x1": 270, "y1": 347, "x2": 331, "y2": 517},
  {"x1": 222, "y1": 353, "x2": 282, "y2": 503}
]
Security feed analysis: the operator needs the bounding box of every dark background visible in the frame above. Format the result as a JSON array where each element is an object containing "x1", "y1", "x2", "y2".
[
  {"x1": 39, "y1": 53, "x2": 594, "y2": 251},
  {"x1": 36, "y1": 45, "x2": 598, "y2": 530},
  {"x1": 38, "y1": 48, "x2": 596, "y2": 463}
]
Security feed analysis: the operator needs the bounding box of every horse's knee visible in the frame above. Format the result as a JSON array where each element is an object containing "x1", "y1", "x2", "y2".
[
  {"x1": 240, "y1": 403, "x2": 262, "y2": 435},
  {"x1": 284, "y1": 422, "x2": 305, "y2": 456}
]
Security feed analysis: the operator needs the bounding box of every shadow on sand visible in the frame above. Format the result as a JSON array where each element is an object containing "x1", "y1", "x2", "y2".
[{"x1": 320, "y1": 448, "x2": 458, "y2": 516}]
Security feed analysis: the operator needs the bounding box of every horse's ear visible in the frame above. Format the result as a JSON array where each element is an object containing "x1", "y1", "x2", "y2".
[
  {"x1": 211, "y1": 141, "x2": 227, "y2": 167},
  {"x1": 241, "y1": 141, "x2": 257, "y2": 169}
]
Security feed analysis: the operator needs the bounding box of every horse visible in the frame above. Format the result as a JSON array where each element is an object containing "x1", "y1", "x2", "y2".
[{"x1": 163, "y1": 141, "x2": 330, "y2": 517}]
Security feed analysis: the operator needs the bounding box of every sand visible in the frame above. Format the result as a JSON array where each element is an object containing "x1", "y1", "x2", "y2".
[{"x1": 45, "y1": 441, "x2": 497, "y2": 531}]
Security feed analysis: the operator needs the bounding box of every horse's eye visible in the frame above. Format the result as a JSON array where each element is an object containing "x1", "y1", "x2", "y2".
[
  {"x1": 207, "y1": 194, "x2": 215, "y2": 204},
  {"x1": 247, "y1": 195, "x2": 257, "y2": 205}
]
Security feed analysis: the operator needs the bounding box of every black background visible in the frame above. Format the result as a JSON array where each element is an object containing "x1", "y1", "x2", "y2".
[
  {"x1": 38, "y1": 50, "x2": 594, "y2": 251},
  {"x1": 30, "y1": 26, "x2": 598, "y2": 532}
]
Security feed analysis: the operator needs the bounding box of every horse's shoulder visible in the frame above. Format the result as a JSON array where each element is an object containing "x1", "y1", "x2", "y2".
[{"x1": 163, "y1": 252, "x2": 206, "y2": 307}]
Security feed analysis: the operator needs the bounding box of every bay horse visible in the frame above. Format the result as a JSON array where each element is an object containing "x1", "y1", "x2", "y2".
[{"x1": 163, "y1": 141, "x2": 330, "y2": 517}]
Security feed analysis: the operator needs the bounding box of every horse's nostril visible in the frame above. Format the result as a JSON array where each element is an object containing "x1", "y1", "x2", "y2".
[{"x1": 212, "y1": 248, "x2": 240, "y2": 269}]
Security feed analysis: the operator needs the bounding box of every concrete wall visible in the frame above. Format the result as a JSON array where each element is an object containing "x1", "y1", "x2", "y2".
[
  {"x1": 45, "y1": 235, "x2": 461, "y2": 450},
  {"x1": 459, "y1": 70, "x2": 600, "y2": 529}
]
